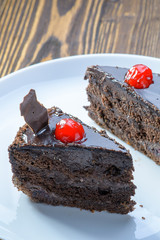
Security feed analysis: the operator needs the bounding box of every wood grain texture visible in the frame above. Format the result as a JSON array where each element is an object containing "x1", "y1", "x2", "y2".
[{"x1": 0, "y1": 0, "x2": 160, "y2": 77}]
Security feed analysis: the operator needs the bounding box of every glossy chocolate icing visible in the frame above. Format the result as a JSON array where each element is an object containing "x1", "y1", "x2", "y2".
[
  {"x1": 98, "y1": 66, "x2": 160, "y2": 111},
  {"x1": 22, "y1": 107, "x2": 127, "y2": 153}
]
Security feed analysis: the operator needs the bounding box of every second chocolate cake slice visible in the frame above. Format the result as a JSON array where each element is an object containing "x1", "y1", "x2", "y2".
[
  {"x1": 8, "y1": 90, "x2": 136, "y2": 214},
  {"x1": 84, "y1": 65, "x2": 160, "y2": 164}
]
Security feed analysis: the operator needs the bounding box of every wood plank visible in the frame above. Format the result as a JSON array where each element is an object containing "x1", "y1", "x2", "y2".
[{"x1": 0, "y1": 0, "x2": 160, "y2": 77}]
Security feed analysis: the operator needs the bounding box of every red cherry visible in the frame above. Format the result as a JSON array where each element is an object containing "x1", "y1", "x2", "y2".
[
  {"x1": 55, "y1": 118, "x2": 85, "y2": 143},
  {"x1": 124, "y1": 64, "x2": 153, "y2": 89}
]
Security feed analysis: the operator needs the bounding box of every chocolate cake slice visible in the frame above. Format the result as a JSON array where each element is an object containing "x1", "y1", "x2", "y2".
[
  {"x1": 84, "y1": 65, "x2": 160, "y2": 164},
  {"x1": 8, "y1": 90, "x2": 136, "y2": 214}
]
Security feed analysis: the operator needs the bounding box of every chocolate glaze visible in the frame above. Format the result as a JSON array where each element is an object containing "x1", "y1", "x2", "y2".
[
  {"x1": 22, "y1": 107, "x2": 127, "y2": 153},
  {"x1": 98, "y1": 66, "x2": 160, "y2": 111}
]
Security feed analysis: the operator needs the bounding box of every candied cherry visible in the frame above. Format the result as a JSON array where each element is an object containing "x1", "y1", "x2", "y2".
[
  {"x1": 124, "y1": 64, "x2": 153, "y2": 89},
  {"x1": 55, "y1": 118, "x2": 85, "y2": 143}
]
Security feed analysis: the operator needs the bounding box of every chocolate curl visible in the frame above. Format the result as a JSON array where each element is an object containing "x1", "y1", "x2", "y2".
[{"x1": 20, "y1": 89, "x2": 48, "y2": 134}]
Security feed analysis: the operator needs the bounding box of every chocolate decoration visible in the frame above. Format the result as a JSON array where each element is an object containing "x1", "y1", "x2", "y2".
[{"x1": 20, "y1": 89, "x2": 48, "y2": 134}]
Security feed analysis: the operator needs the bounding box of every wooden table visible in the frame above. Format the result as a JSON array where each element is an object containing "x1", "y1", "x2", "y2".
[{"x1": 0, "y1": 0, "x2": 160, "y2": 78}]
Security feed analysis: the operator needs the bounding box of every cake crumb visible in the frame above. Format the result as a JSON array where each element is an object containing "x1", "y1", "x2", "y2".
[
  {"x1": 80, "y1": 178, "x2": 84, "y2": 182},
  {"x1": 139, "y1": 204, "x2": 143, "y2": 208},
  {"x1": 134, "y1": 159, "x2": 140, "y2": 162},
  {"x1": 142, "y1": 216, "x2": 145, "y2": 220}
]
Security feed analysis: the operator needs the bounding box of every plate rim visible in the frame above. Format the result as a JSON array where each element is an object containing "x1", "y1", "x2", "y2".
[{"x1": 1, "y1": 53, "x2": 160, "y2": 82}]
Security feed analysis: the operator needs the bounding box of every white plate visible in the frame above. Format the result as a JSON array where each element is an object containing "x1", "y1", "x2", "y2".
[{"x1": 0, "y1": 54, "x2": 160, "y2": 240}]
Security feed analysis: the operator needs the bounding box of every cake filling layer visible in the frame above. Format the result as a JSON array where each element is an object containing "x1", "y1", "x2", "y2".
[
  {"x1": 13, "y1": 176, "x2": 135, "y2": 214},
  {"x1": 11, "y1": 146, "x2": 133, "y2": 183},
  {"x1": 11, "y1": 157, "x2": 135, "y2": 200}
]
